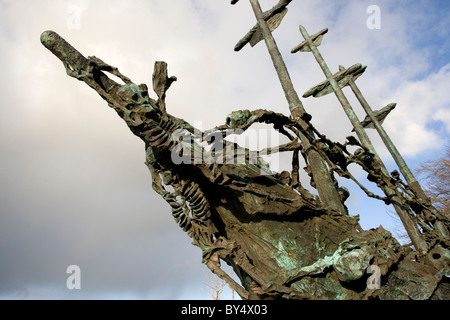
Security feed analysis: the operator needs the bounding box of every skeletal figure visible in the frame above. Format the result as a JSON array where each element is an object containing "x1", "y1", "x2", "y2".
[{"x1": 41, "y1": 30, "x2": 449, "y2": 300}]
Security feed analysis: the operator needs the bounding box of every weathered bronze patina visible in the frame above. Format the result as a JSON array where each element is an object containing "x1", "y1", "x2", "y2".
[{"x1": 41, "y1": 0, "x2": 449, "y2": 299}]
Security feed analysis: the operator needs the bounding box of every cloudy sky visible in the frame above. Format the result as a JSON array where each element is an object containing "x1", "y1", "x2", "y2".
[{"x1": 0, "y1": 0, "x2": 449, "y2": 300}]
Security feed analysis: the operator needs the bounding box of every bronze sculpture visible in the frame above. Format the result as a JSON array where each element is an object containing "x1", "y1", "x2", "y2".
[{"x1": 41, "y1": 0, "x2": 449, "y2": 300}]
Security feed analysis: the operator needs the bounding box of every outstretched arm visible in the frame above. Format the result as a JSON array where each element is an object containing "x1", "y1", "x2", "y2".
[{"x1": 41, "y1": 31, "x2": 121, "y2": 102}]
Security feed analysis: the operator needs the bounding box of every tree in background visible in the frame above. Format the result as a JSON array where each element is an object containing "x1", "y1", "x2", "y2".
[
  {"x1": 205, "y1": 268, "x2": 235, "y2": 300},
  {"x1": 205, "y1": 276, "x2": 225, "y2": 300},
  {"x1": 416, "y1": 146, "x2": 450, "y2": 217}
]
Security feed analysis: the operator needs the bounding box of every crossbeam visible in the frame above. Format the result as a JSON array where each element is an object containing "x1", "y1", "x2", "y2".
[
  {"x1": 232, "y1": 0, "x2": 347, "y2": 214},
  {"x1": 341, "y1": 66, "x2": 449, "y2": 239},
  {"x1": 234, "y1": 0, "x2": 291, "y2": 51},
  {"x1": 292, "y1": 25, "x2": 428, "y2": 253}
]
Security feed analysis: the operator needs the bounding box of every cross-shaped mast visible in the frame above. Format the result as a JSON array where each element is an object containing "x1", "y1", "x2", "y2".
[
  {"x1": 231, "y1": 0, "x2": 447, "y2": 252},
  {"x1": 232, "y1": 0, "x2": 347, "y2": 214},
  {"x1": 292, "y1": 25, "x2": 429, "y2": 252}
]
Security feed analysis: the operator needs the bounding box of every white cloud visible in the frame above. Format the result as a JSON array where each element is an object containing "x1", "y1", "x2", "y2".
[{"x1": 385, "y1": 63, "x2": 450, "y2": 156}]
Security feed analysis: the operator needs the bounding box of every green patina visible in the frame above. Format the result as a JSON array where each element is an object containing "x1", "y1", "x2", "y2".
[{"x1": 40, "y1": 0, "x2": 450, "y2": 299}]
